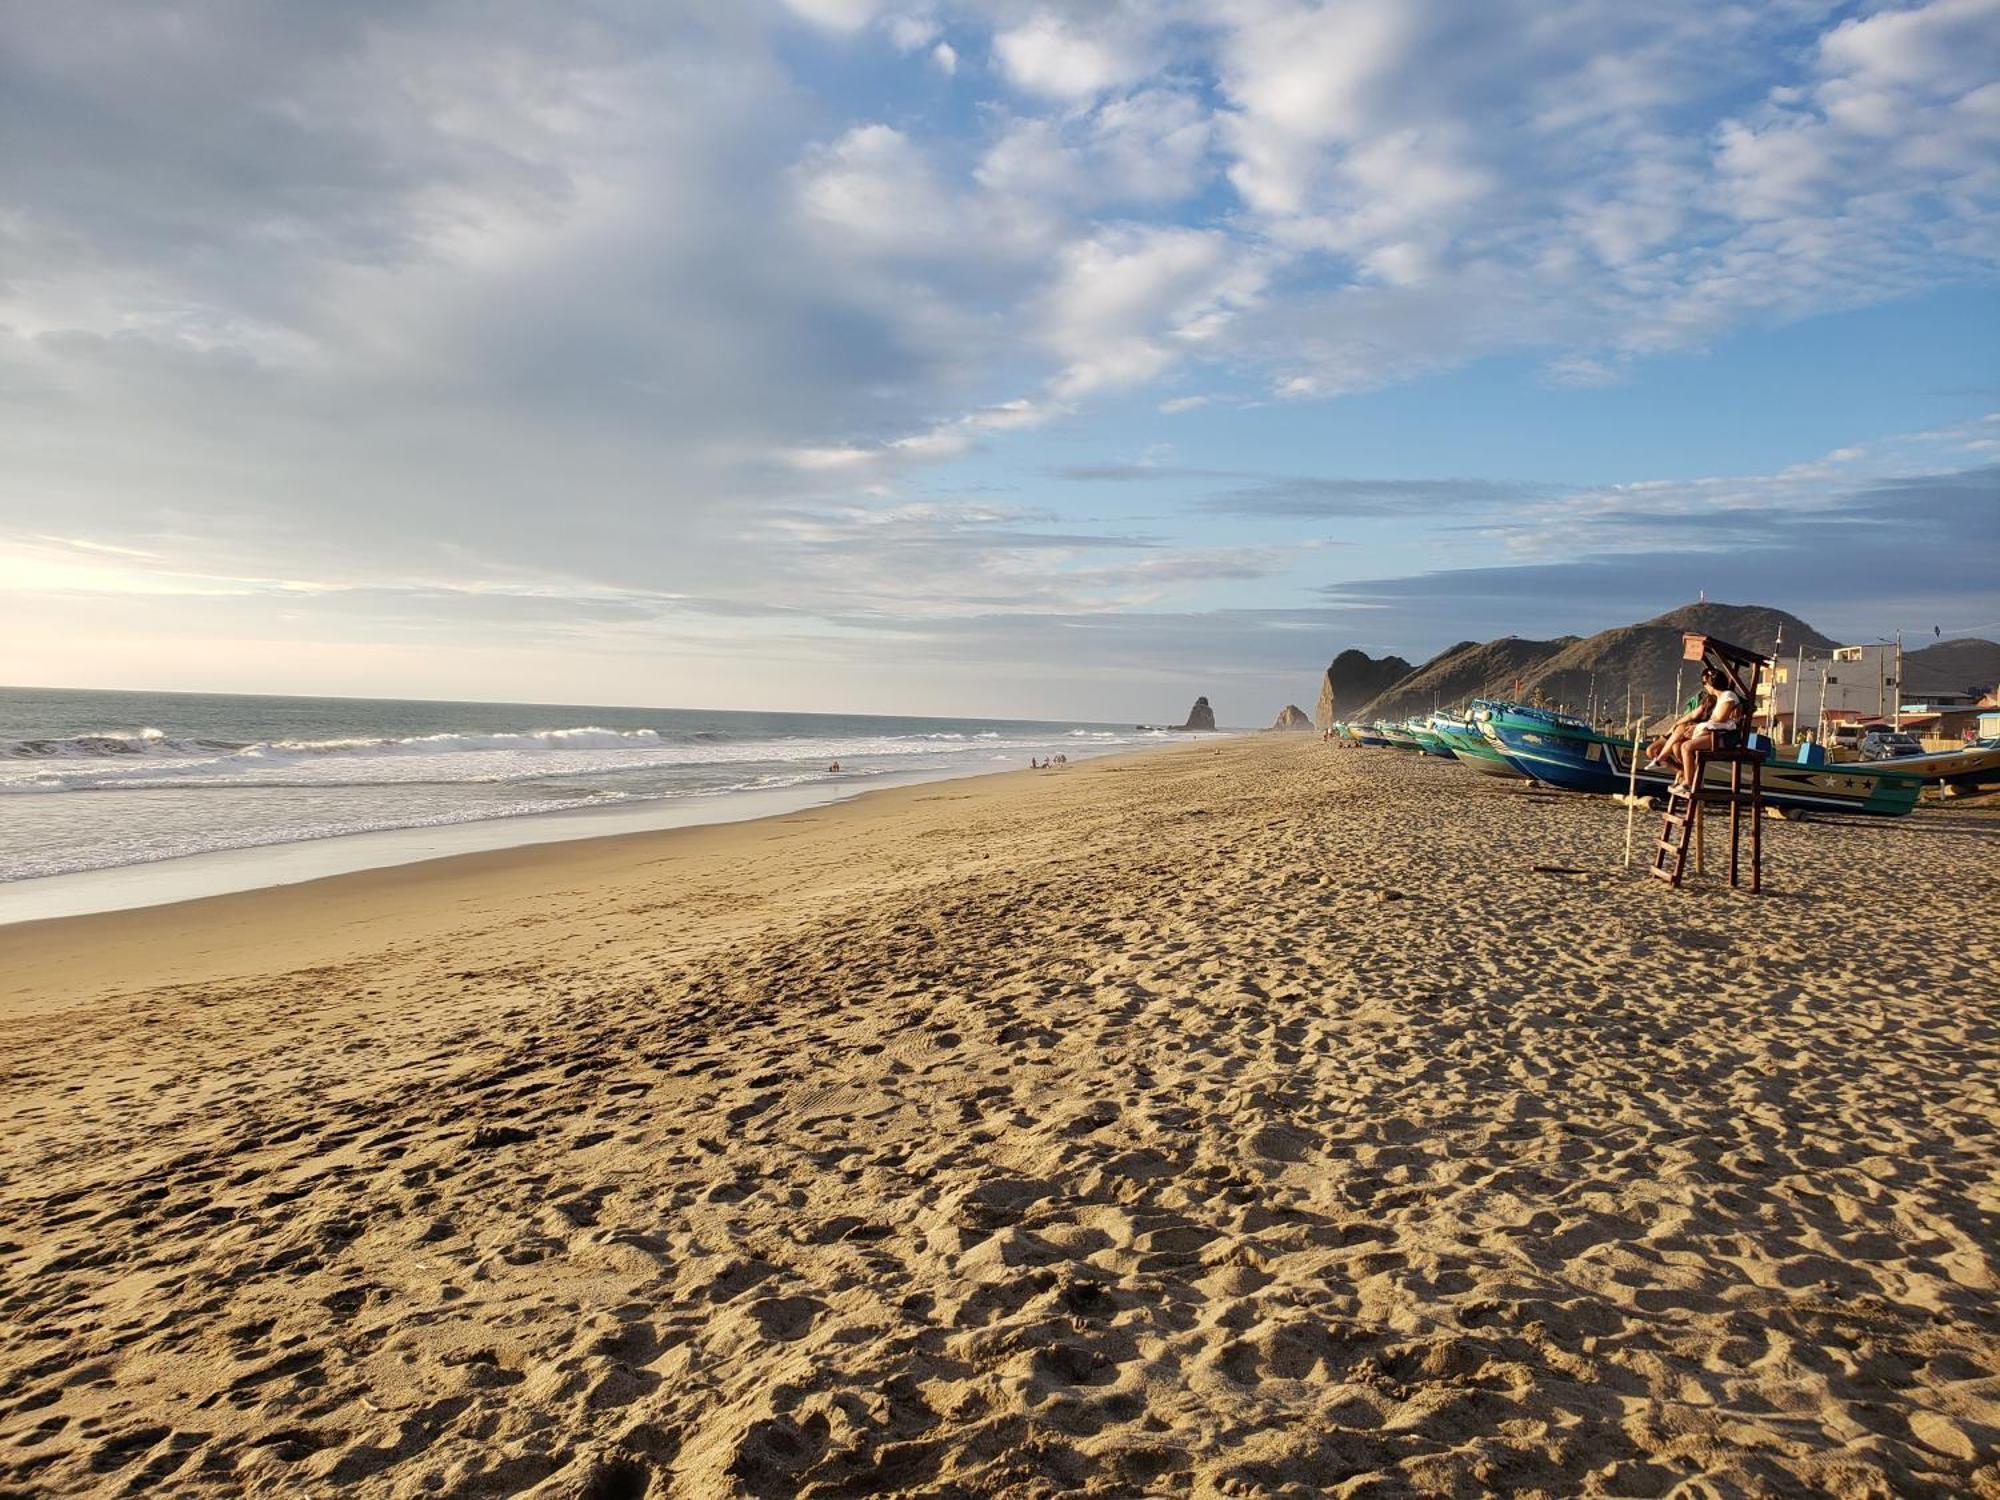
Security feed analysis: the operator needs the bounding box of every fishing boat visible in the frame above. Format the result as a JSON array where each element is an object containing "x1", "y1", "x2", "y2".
[
  {"x1": 1404, "y1": 718, "x2": 1458, "y2": 759},
  {"x1": 1347, "y1": 723, "x2": 1392, "y2": 747},
  {"x1": 1375, "y1": 722, "x2": 1423, "y2": 752},
  {"x1": 1479, "y1": 703, "x2": 1922, "y2": 817},
  {"x1": 1862, "y1": 739, "x2": 2000, "y2": 796},
  {"x1": 1431, "y1": 708, "x2": 1530, "y2": 779}
]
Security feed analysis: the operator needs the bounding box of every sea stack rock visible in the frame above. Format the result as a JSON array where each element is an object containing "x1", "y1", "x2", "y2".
[
  {"x1": 1315, "y1": 649, "x2": 1414, "y2": 729},
  {"x1": 1271, "y1": 705, "x2": 1312, "y2": 731},
  {"x1": 1182, "y1": 696, "x2": 1216, "y2": 731}
]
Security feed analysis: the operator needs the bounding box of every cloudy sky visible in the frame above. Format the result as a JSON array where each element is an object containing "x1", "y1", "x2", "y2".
[{"x1": 3, "y1": 0, "x2": 1995, "y2": 721}]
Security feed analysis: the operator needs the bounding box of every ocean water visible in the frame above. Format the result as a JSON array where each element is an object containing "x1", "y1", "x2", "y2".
[{"x1": 0, "y1": 686, "x2": 1192, "y2": 884}]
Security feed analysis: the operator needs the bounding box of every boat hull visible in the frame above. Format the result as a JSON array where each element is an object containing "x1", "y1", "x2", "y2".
[
  {"x1": 1862, "y1": 742, "x2": 2000, "y2": 791},
  {"x1": 1430, "y1": 717, "x2": 1527, "y2": 779},
  {"x1": 1481, "y1": 709, "x2": 1921, "y2": 817},
  {"x1": 1405, "y1": 724, "x2": 1458, "y2": 759}
]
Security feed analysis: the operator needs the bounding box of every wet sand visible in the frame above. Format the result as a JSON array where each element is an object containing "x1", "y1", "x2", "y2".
[{"x1": 2, "y1": 736, "x2": 1995, "y2": 1497}]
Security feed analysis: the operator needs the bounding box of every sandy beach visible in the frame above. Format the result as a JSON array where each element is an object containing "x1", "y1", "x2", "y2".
[{"x1": 2, "y1": 735, "x2": 1996, "y2": 1498}]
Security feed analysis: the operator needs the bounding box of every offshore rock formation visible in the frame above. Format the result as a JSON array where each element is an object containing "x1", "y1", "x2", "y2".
[
  {"x1": 1271, "y1": 705, "x2": 1312, "y2": 731},
  {"x1": 1314, "y1": 650, "x2": 1413, "y2": 729},
  {"x1": 1182, "y1": 697, "x2": 1217, "y2": 731}
]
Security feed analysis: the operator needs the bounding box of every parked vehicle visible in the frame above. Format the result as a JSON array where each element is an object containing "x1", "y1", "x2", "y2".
[{"x1": 1857, "y1": 730, "x2": 1924, "y2": 760}]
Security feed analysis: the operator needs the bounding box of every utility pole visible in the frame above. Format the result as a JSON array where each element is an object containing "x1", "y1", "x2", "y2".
[
  {"x1": 1769, "y1": 622, "x2": 1783, "y2": 735},
  {"x1": 1792, "y1": 644, "x2": 1804, "y2": 742},
  {"x1": 1893, "y1": 630, "x2": 1903, "y2": 732}
]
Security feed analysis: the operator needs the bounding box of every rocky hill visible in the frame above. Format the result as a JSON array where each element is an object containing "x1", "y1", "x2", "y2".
[
  {"x1": 1312, "y1": 649, "x2": 1412, "y2": 729},
  {"x1": 1903, "y1": 637, "x2": 2000, "y2": 696},
  {"x1": 1350, "y1": 601, "x2": 1842, "y2": 723},
  {"x1": 1353, "y1": 635, "x2": 1576, "y2": 722},
  {"x1": 1271, "y1": 705, "x2": 1313, "y2": 731},
  {"x1": 1510, "y1": 602, "x2": 1836, "y2": 721},
  {"x1": 1181, "y1": 696, "x2": 1216, "y2": 731}
]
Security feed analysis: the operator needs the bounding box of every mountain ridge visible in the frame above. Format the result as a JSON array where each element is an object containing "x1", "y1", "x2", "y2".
[{"x1": 1340, "y1": 601, "x2": 1998, "y2": 723}]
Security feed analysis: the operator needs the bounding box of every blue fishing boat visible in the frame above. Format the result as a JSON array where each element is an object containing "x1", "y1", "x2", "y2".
[
  {"x1": 1480, "y1": 703, "x2": 1921, "y2": 817},
  {"x1": 1404, "y1": 718, "x2": 1459, "y2": 759},
  {"x1": 1478, "y1": 704, "x2": 1618, "y2": 791},
  {"x1": 1432, "y1": 708, "x2": 1529, "y2": 779}
]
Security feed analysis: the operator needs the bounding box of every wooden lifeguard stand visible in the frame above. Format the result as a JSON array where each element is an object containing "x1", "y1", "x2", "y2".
[{"x1": 1650, "y1": 631, "x2": 1769, "y2": 893}]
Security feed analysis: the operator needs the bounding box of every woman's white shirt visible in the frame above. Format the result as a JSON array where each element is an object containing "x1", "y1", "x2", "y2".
[{"x1": 1702, "y1": 690, "x2": 1742, "y2": 731}]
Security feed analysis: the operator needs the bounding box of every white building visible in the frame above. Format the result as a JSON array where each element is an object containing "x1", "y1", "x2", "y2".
[{"x1": 1757, "y1": 644, "x2": 1900, "y2": 735}]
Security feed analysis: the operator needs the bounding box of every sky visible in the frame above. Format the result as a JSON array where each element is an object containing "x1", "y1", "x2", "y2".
[{"x1": 2, "y1": 0, "x2": 1996, "y2": 723}]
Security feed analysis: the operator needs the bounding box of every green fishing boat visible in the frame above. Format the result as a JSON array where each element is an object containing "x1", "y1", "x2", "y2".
[
  {"x1": 1430, "y1": 709, "x2": 1528, "y2": 779},
  {"x1": 1404, "y1": 719, "x2": 1457, "y2": 759}
]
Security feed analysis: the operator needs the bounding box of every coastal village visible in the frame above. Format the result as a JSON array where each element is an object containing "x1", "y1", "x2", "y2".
[
  {"x1": 1261, "y1": 601, "x2": 2000, "y2": 802},
  {"x1": 1275, "y1": 602, "x2": 2000, "y2": 750}
]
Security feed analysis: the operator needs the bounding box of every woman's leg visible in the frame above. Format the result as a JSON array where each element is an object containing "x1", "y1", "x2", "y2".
[{"x1": 1677, "y1": 730, "x2": 1715, "y2": 790}]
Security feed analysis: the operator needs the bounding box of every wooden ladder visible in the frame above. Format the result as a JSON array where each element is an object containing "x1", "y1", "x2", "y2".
[
  {"x1": 1649, "y1": 749, "x2": 1764, "y2": 892},
  {"x1": 1650, "y1": 783, "x2": 1698, "y2": 887}
]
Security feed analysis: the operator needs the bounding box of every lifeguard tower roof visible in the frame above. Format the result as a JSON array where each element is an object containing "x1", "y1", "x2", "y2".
[{"x1": 1682, "y1": 631, "x2": 1772, "y2": 703}]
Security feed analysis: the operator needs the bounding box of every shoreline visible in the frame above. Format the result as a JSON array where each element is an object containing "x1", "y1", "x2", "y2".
[
  {"x1": 0, "y1": 737, "x2": 1210, "y2": 1014},
  {"x1": 0, "y1": 737, "x2": 1215, "y2": 928}
]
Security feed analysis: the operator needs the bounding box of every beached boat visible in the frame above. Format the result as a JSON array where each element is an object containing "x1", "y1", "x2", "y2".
[
  {"x1": 1404, "y1": 719, "x2": 1458, "y2": 759},
  {"x1": 1346, "y1": 723, "x2": 1392, "y2": 747},
  {"x1": 1478, "y1": 704, "x2": 1922, "y2": 817},
  {"x1": 1861, "y1": 739, "x2": 2000, "y2": 795},
  {"x1": 1431, "y1": 710, "x2": 1529, "y2": 779},
  {"x1": 1375, "y1": 722, "x2": 1422, "y2": 752}
]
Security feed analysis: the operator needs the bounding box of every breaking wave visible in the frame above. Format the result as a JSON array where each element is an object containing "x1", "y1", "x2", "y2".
[
  {"x1": 0, "y1": 722, "x2": 1182, "y2": 797},
  {"x1": 2, "y1": 725, "x2": 678, "y2": 761}
]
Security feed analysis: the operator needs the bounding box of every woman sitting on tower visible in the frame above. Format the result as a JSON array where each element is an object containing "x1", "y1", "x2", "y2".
[
  {"x1": 1645, "y1": 680, "x2": 1717, "y2": 772},
  {"x1": 1671, "y1": 667, "x2": 1744, "y2": 796}
]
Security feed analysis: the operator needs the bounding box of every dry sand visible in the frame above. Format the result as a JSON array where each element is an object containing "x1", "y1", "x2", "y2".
[{"x1": 2, "y1": 736, "x2": 1996, "y2": 1498}]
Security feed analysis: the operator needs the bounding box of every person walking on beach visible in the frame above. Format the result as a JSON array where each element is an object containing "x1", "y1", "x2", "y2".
[{"x1": 1670, "y1": 667, "x2": 1744, "y2": 795}]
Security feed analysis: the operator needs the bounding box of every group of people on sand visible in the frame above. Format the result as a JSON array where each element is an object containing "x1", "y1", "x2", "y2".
[
  {"x1": 1644, "y1": 665, "x2": 1746, "y2": 796},
  {"x1": 1029, "y1": 754, "x2": 1068, "y2": 770}
]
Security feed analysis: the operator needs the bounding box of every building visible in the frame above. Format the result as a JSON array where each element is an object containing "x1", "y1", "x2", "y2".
[
  {"x1": 1978, "y1": 695, "x2": 2000, "y2": 743},
  {"x1": 1897, "y1": 706, "x2": 1989, "y2": 741},
  {"x1": 1757, "y1": 643, "x2": 1902, "y2": 736}
]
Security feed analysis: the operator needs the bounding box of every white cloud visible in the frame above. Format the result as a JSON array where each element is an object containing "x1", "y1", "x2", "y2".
[
  {"x1": 1217, "y1": 0, "x2": 1420, "y2": 215},
  {"x1": 781, "y1": 0, "x2": 883, "y2": 32},
  {"x1": 885, "y1": 12, "x2": 941, "y2": 51},
  {"x1": 992, "y1": 10, "x2": 1156, "y2": 100},
  {"x1": 1819, "y1": 0, "x2": 2000, "y2": 94},
  {"x1": 1089, "y1": 89, "x2": 1213, "y2": 203},
  {"x1": 1040, "y1": 226, "x2": 1264, "y2": 398},
  {"x1": 974, "y1": 89, "x2": 1212, "y2": 208},
  {"x1": 795, "y1": 123, "x2": 964, "y2": 255}
]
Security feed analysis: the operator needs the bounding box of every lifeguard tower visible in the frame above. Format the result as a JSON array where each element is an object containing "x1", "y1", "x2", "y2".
[{"x1": 1651, "y1": 632, "x2": 1770, "y2": 893}]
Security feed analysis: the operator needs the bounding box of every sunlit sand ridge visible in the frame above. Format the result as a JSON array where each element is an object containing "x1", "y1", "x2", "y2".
[{"x1": 1, "y1": 736, "x2": 1994, "y2": 1497}]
